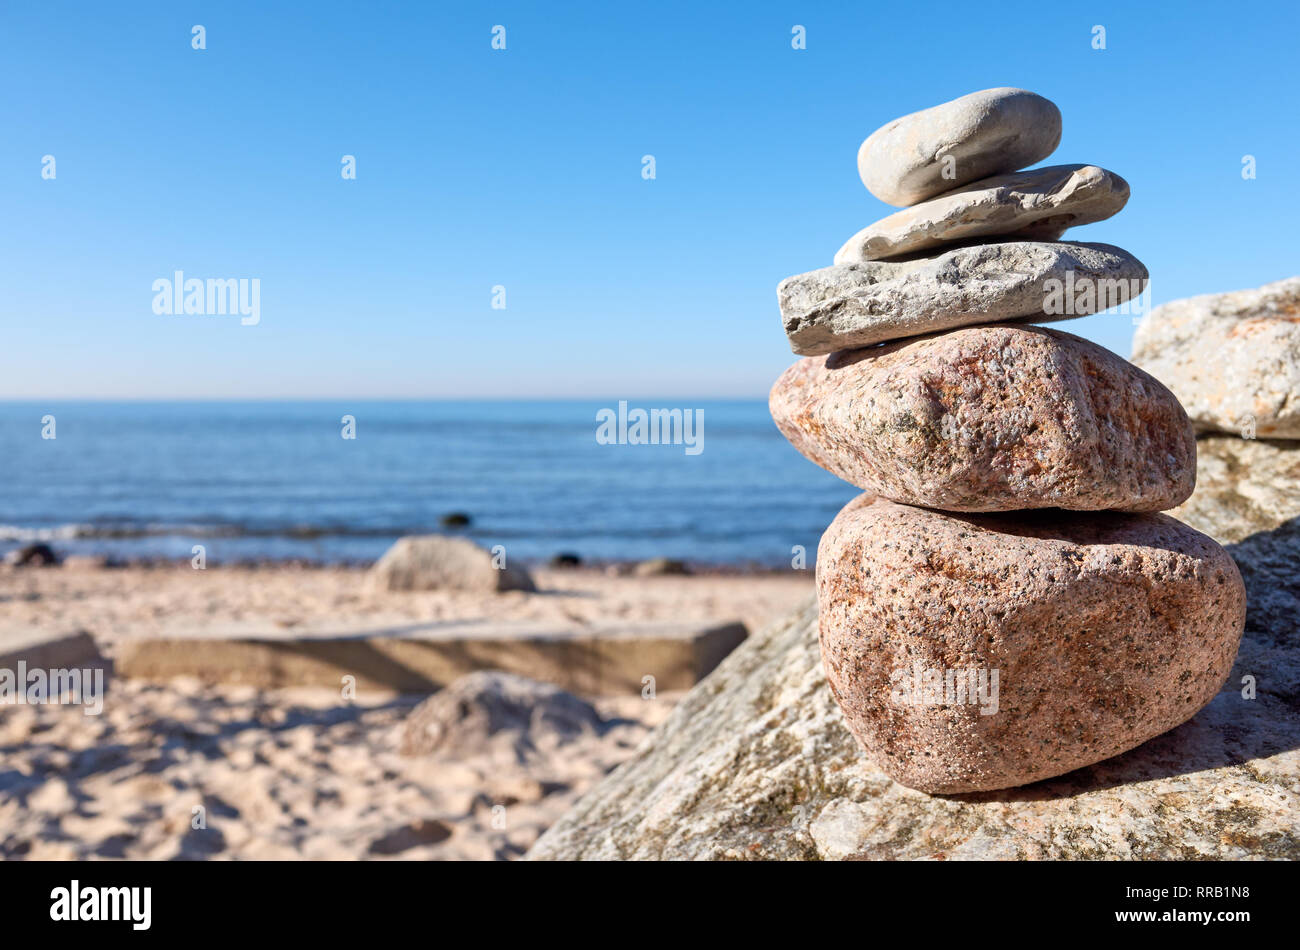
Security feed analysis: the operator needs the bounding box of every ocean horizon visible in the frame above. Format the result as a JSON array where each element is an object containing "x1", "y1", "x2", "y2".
[{"x1": 3, "y1": 399, "x2": 857, "y2": 567}]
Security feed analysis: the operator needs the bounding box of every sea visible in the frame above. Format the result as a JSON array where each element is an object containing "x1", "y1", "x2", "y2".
[{"x1": 0, "y1": 401, "x2": 859, "y2": 568}]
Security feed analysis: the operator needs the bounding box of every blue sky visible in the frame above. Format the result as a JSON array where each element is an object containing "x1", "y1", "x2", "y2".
[{"x1": 2, "y1": 0, "x2": 1295, "y2": 399}]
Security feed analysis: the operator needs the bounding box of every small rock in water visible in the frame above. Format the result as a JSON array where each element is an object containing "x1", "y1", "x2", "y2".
[
  {"x1": 368, "y1": 535, "x2": 535, "y2": 593},
  {"x1": 835, "y1": 164, "x2": 1130, "y2": 262},
  {"x1": 769, "y1": 324, "x2": 1196, "y2": 512},
  {"x1": 779, "y1": 241, "x2": 1147, "y2": 354},
  {"x1": 1132, "y1": 276, "x2": 1300, "y2": 439},
  {"x1": 549, "y1": 552, "x2": 583, "y2": 568},
  {"x1": 857, "y1": 87, "x2": 1062, "y2": 206},
  {"x1": 816, "y1": 494, "x2": 1246, "y2": 794},
  {"x1": 439, "y1": 511, "x2": 472, "y2": 528},
  {"x1": 5, "y1": 543, "x2": 59, "y2": 567}
]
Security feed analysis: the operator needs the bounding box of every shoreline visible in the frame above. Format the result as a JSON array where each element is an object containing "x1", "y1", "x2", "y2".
[{"x1": 3, "y1": 549, "x2": 810, "y2": 577}]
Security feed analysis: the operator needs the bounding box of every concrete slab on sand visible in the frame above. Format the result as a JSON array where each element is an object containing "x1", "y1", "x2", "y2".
[
  {"x1": 0, "y1": 628, "x2": 104, "y2": 671},
  {"x1": 112, "y1": 619, "x2": 749, "y2": 696}
]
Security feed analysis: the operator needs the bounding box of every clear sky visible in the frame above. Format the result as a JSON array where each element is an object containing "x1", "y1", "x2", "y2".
[{"x1": 2, "y1": 0, "x2": 1296, "y2": 399}]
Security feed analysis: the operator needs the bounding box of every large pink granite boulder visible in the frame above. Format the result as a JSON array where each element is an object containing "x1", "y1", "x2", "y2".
[{"x1": 817, "y1": 494, "x2": 1246, "y2": 794}]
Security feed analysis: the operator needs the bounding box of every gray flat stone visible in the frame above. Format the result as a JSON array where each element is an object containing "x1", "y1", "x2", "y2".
[
  {"x1": 858, "y1": 87, "x2": 1061, "y2": 206},
  {"x1": 779, "y1": 241, "x2": 1147, "y2": 354},
  {"x1": 835, "y1": 164, "x2": 1130, "y2": 262}
]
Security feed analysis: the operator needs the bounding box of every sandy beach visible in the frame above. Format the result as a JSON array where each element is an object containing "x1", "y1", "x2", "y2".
[
  {"x1": 4, "y1": 560, "x2": 811, "y2": 646},
  {"x1": 0, "y1": 562, "x2": 812, "y2": 859}
]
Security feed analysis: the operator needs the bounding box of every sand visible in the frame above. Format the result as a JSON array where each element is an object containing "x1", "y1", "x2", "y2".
[
  {"x1": 0, "y1": 563, "x2": 812, "y2": 860},
  {"x1": 0, "y1": 678, "x2": 680, "y2": 860},
  {"x1": 4, "y1": 562, "x2": 811, "y2": 646}
]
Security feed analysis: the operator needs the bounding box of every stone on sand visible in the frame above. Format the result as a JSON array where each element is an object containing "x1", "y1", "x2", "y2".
[
  {"x1": 60, "y1": 554, "x2": 113, "y2": 570},
  {"x1": 1132, "y1": 276, "x2": 1300, "y2": 438},
  {"x1": 632, "y1": 557, "x2": 691, "y2": 577},
  {"x1": 816, "y1": 494, "x2": 1245, "y2": 794},
  {"x1": 857, "y1": 87, "x2": 1062, "y2": 206},
  {"x1": 779, "y1": 241, "x2": 1147, "y2": 354},
  {"x1": 768, "y1": 324, "x2": 1196, "y2": 512},
  {"x1": 834, "y1": 164, "x2": 1130, "y2": 263},
  {"x1": 400, "y1": 672, "x2": 605, "y2": 758},
  {"x1": 368, "y1": 535, "x2": 535, "y2": 593}
]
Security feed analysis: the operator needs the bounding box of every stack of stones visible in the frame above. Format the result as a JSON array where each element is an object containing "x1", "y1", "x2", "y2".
[{"x1": 769, "y1": 88, "x2": 1248, "y2": 795}]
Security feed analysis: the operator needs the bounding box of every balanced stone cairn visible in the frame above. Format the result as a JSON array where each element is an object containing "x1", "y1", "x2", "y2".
[{"x1": 769, "y1": 88, "x2": 1247, "y2": 794}]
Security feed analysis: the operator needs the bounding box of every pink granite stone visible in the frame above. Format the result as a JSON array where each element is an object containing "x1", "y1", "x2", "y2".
[
  {"x1": 770, "y1": 324, "x2": 1196, "y2": 513},
  {"x1": 816, "y1": 494, "x2": 1246, "y2": 794}
]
